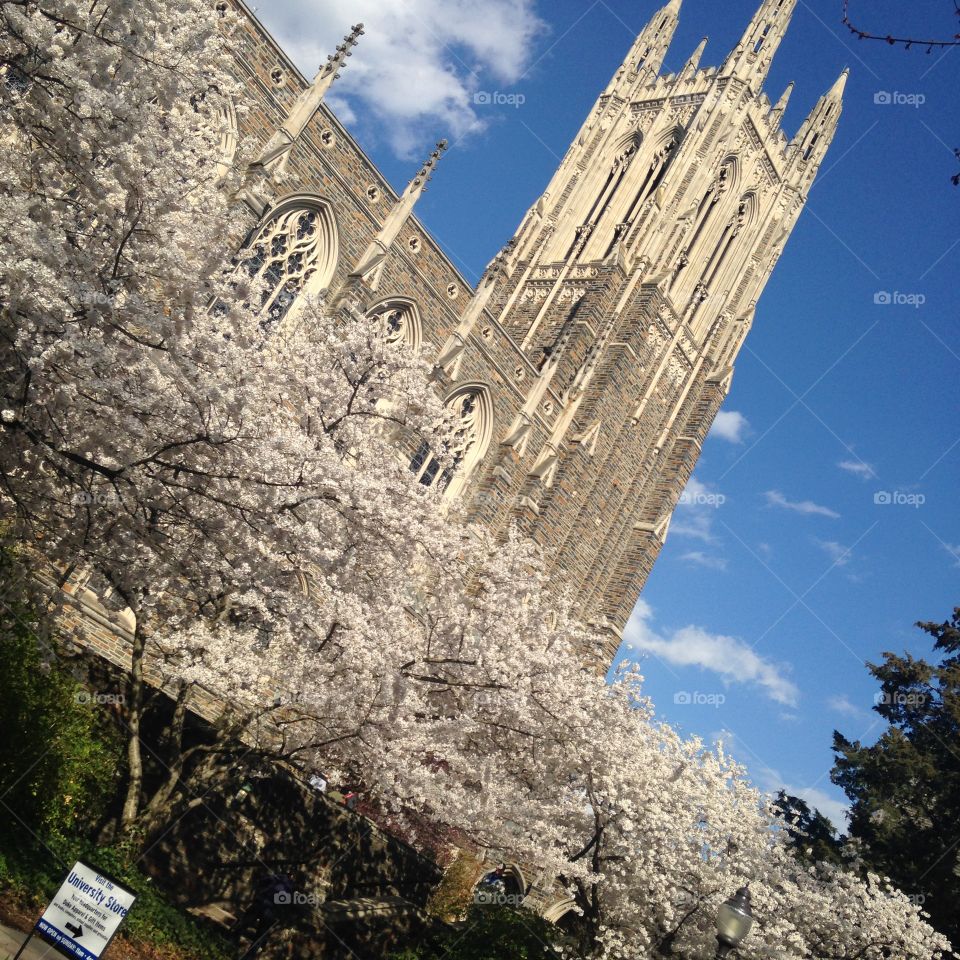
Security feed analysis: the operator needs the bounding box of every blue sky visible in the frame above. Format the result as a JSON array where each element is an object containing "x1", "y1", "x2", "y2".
[{"x1": 258, "y1": 0, "x2": 960, "y2": 829}]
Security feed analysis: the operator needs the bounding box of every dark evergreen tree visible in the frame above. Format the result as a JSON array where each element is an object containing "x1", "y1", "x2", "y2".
[
  {"x1": 772, "y1": 790, "x2": 844, "y2": 866},
  {"x1": 832, "y1": 606, "x2": 960, "y2": 949}
]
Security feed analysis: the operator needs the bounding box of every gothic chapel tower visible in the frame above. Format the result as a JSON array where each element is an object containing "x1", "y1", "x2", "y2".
[
  {"x1": 227, "y1": 0, "x2": 846, "y2": 669},
  {"x1": 436, "y1": 0, "x2": 846, "y2": 664}
]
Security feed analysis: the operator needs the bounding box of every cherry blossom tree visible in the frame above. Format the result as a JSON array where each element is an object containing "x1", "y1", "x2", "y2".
[
  {"x1": 0, "y1": 4, "x2": 951, "y2": 959},
  {"x1": 0, "y1": 0, "x2": 459, "y2": 835}
]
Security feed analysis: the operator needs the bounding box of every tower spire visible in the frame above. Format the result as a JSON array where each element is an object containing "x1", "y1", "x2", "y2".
[
  {"x1": 770, "y1": 80, "x2": 794, "y2": 125},
  {"x1": 789, "y1": 68, "x2": 847, "y2": 176},
  {"x1": 681, "y1": 37, "x2": 708, "y2": 76},
  {"x1": 346, "y1": 140, "x2": 448, "y2": 288},
  {"x1": 722, "y1": 0, "x2": 797, "y2": 90},
  {"x1": 253, "y1": 23, "x2": 364, "y2": 175},
  {"x1": 616, "y1": 0, "x2": 683, "y2": 86}
]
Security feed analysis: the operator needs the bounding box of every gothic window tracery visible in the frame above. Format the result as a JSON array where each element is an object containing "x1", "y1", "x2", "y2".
[
  {"x1": 670, "y1": 159, "x2": 737, "y2": 294},
  {"x1": 603, "y1": 134, "x2": 678, "y2": 254},
  {"x1": 408, "y1": 388, "x2": 490, "y2": 496},
  {"x1": 239, "y1": 199, "x2": 338, "y2": 328},
  {"x1": 365, "y1": 299, "x2": 422, "y2": 350}
]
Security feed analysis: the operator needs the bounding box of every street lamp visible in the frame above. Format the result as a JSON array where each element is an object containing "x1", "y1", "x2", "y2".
[{"x1": 715, "y1": 885, "x2": 753, "y2": 958}]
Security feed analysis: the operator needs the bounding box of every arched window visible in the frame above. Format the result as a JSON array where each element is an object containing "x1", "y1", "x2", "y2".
[
  {"x1": 688, "y1": 193, "x2": 757, "y2": 337},
  {"x1": 473, "y1": 864, "x2": 526, "y2": 906},
  {"x1": 670, "y1": 158, "x2": 738, "y2": 297},
  {"x1": 365, "y1": 298, "x2": 422, "y2": 350},
  {"x1": 701, "y1": 193, "x2": 757, "y2": 290},
  {"x1": 603, "y1": 132, "x2": 679, "y2": 255},
  {"x1": 564, "y1": 138, "x2": 639, "y2": 259},
  {"x1": 409, "y1": 387, "x2": 491, "y2": 496},
  {"x1": 754, "y1": 23, "x2": 772, "y2": 53},
  {"x1": 240, "y1": 198, "x2": 338, "y2": 328}
]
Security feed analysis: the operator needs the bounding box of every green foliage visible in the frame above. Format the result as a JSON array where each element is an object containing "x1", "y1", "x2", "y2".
[
  {"x1": 772, "y1": 790, "x2": 843, "y2": 866},
  {"x1": 0, "y1": 576, "x2": 121, "y2": 855},
  {"x1": 0, "y1": 556, "x2": 231, "y2": 960},
  {"x1": 391, "y1": 905, "x2": 564, "y2": 959},
  {"x1": 831, "y1": 606, "x2": 960, "y2": 949},
  {"x1": 0, "y1": 842, "x2": 232, "y2": 960}
]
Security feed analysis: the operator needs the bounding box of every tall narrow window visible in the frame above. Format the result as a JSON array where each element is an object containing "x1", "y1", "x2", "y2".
[
  {"x1": 408, "y1": 389, "x2": 490, "y2": 495},
  {"x1": 802, "y1": 132, "x2": 820, "y2": 161},
  {"x1": 671, "y1": 160, "x2": 736, "y2": 293},
  {"x1": 566, "y1": 140, "x2": 638, "y2": 259},
  {"x1": 604, "y1": 136, "x2": 676, "y2": 255},
  {"x1": 754, "y1": 23, "x2": 771, "y2": 53},
  {"x1": 215, "y1": 98, "x2": 238, "y2": 180}
]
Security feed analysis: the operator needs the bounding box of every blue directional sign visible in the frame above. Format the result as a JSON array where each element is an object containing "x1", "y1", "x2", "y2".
[{"x1": 34, "y1": 862, "x2": 137, "y2": 960}]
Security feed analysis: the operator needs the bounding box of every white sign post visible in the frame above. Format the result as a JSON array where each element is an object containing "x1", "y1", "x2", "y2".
[{"x1": 15, "y1": 861, "x2": 137, "y2": 960}]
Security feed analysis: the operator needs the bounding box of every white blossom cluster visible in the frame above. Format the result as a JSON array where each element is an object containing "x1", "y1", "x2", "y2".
[{"x1": 0, "y1": 2, "x2": 949, "y2": 957}]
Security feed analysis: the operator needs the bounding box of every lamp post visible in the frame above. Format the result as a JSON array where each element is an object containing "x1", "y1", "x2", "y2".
[{"x1": 715, "y1": 885, "x2": 753, "y2": 958}]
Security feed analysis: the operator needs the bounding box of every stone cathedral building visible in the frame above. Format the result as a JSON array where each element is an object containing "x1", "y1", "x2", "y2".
[{"x1": 224, "y1": 0, "x2": 845, "y2": 667}]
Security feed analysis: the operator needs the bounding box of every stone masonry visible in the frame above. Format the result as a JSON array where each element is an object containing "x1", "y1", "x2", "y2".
[{"x1": 218, "y1": 0, "x2": 844, "y2": 666}]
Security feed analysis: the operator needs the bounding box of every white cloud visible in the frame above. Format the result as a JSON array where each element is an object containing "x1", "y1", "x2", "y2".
[
  {"x1": 716, "y1": 731, "x2": 849, "y2": 832},
  {"x1": 827, "y1": 694, "x2": 867, "y2": 719},
  {"x1": 256, "y1": 0, "x2": 546, "y2": 156},
  {"x1": 942, "y1": 543, "x2": 960, "y2": 568},
  {"x1": 709, "y1": 410, "x2": 749, "y2": 444},
  {"x1": 625, "y1": 603, "x2": 799, "y2": 707},
  {"x1": 780, "y1": 784, "x2": 849, "y2": 833},
  {"x1": 680, "y1": 551, "x2": 728, "y2": 571},
  {"x1": 815, "y1": 539, "x2": 853, "y2": 567},
  {"x1": 764, "y1": 489, "x2": 840, "y2": 519},
  {"x1": 837, "y1": 459, "x2": 876, "y2": 480},
  {"x1": 671, "y1": 476, "x2": 725, "y2": 544}
]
